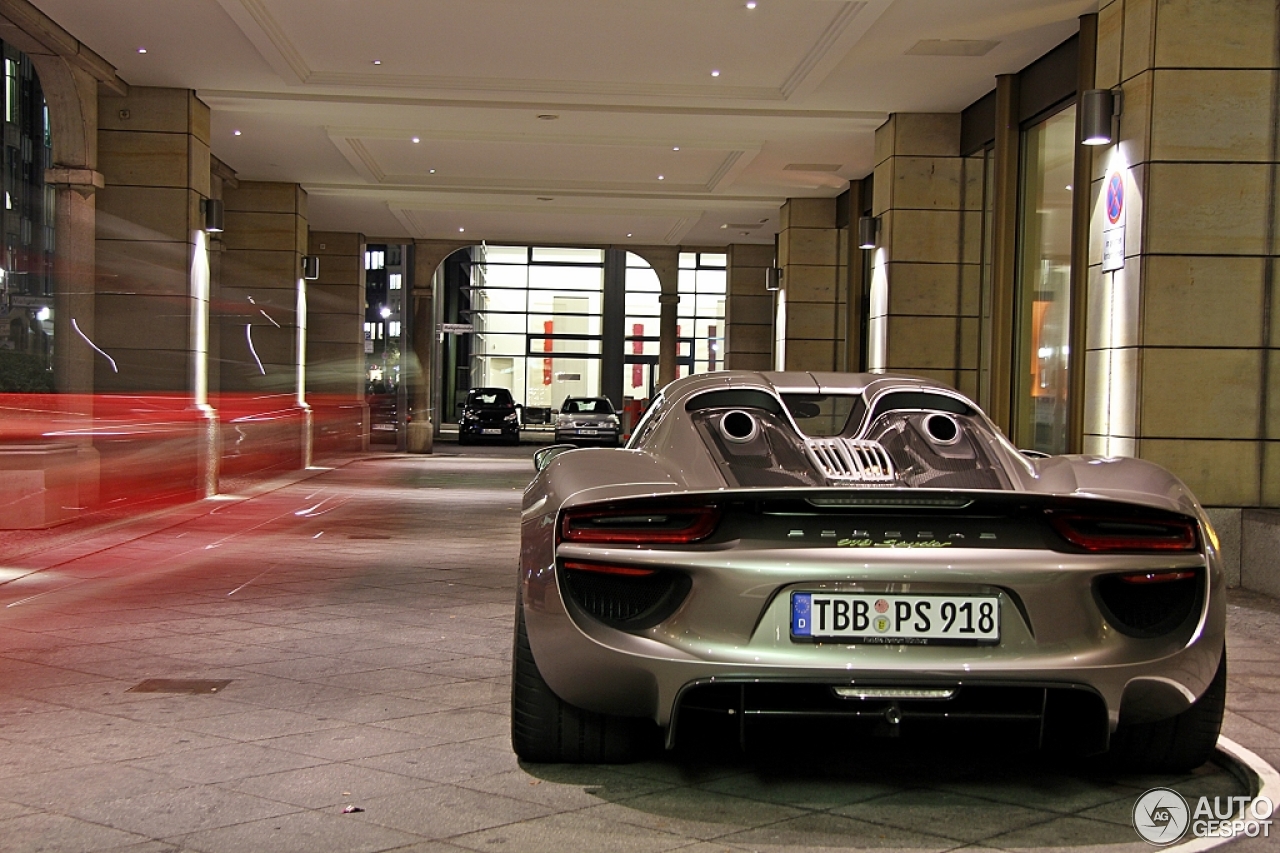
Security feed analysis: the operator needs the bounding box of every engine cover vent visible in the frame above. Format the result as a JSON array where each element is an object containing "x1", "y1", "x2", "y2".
[{"x1": 803, "y1": 438, "x2": 897, "y2": 486}]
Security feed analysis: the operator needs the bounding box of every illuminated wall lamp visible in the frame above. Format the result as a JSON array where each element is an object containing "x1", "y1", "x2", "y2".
[
  {"x1": 764, "y1": 267, "x2": 782, "y2": 291},
  {"x1": 857, "y1": 215, "x2": 880, "y2": 250},
  {"x1": 1080, "y1": 88, "x2": 1121, "y2": 146},
  {"x1": 201, "y1": 198, "x2": 224, "y2": 233},
  {"x1": 301, "y1": 255, "x2": 320, "y2": 280}
]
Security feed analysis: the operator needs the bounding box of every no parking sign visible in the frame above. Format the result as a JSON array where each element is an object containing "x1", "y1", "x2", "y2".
[{"x1": 1102, "y1": 171, "x2": 1125, "y2": 272}]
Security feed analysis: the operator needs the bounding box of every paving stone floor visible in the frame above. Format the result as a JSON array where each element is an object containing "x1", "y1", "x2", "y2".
[{"x1": 0, "y1": 447, "x2": 1275, "y2": 853}]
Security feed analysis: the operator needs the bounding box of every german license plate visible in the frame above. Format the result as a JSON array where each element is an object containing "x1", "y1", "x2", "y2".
[
  {"x1": 481, "y1": 428, "x2": 501, "y2": 435},
  {"x1": 578, "y1": 429, "x2": 599, "y2": 435},
  {"x1": 791, "y1": 592, "x2": 999, "y2": 645}
]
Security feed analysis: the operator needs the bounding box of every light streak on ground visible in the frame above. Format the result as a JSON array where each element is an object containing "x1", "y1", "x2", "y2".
[{"x1": 227, "y1": 563, "x2": 279, "y2": 596}]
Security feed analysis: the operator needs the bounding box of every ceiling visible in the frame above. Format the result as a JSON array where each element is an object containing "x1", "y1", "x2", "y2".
[{"x1": 32, "y1": 0, "x2": 1094, "y2": 246}]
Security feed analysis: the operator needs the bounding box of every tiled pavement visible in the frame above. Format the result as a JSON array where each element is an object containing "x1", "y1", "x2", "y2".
[{"x1": 0, "y1": 447, "x2": 1275, "y2": 853}]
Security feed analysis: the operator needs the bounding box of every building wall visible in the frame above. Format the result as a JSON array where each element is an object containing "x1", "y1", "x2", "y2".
[{"x1": 1089, "y1": 0, "x2": 1280, "y2": 592}]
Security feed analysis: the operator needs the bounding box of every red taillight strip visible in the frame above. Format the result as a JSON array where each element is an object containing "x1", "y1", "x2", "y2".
[
  {"x1": 563, "y1": 560, "x2": 657, "y2": 577},
  {"x1": 1048, "y1": 513, "x2": 1199, "y2": 553},
  {"x1": 1116, "y1": 570, "x2": 1198, "y2": 584},
  {"x1": 559, "y1": 505, "x2": 721, "y2": 545}
]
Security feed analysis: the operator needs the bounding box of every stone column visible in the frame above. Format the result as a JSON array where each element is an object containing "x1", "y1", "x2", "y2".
[
  {"x1": 1088, "y1": 0, "x2": 1280, "y2": 593},
  {"x1": 29, "y1": 55, "x2": 110, "y2": 509},
  {"x1": 622, "y1": 246, "x2": 679, "y2": 386},
  {"x1": 94, "y1": 87, "x2": 213, "y2": 500},
  {"x1": 95, "y1": 87, "x2": 210, "y2": 392},
  {"x1": 308, "y1": 232, "x2": 366, "y2": 455},
  {"x1": 219, "y1": 181, "x2": 310, "y2": 473},
  {"x1": 410, "y1": 240, "x2": 469, "y2": 452},
  {"x1": 725, "y1": 243, "x2": 774, "y2": 370},
  {"x1": 870, "y1": 114, "x2": 980, "y2": 396},
  {"x1": 777, "y1": 198, "x2": 839, "y2": 371}
]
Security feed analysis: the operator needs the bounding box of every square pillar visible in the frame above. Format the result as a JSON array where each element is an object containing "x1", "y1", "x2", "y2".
[
  {"x1": 725, "y1": 244, "x2": 775, "y2": 371},
  {"x1": 309, "y1": 232, "x2": 367, "y2": 454},
  {"x1": 777, "y1": 198, "x2": 839, "y2": 371},
  {"x1": 870, "y1": 113, "x2": 978, "y2": 395}
]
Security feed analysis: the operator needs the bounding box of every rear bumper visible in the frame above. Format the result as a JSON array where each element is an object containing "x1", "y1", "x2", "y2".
[{"x1": 519, "y1": 545, "x2": 1225, "y2": 739}]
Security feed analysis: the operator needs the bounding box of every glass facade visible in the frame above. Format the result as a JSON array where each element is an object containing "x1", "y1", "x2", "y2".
[
  {"x1": 1014, "y1": 105, "x2": 1077, "y2": 453},
  {"x1": 676, "y1": 251, "x2": 727, "y2": 379},
  {"x1": 0, "y1": 43, "x2": 52, "y2": 392},
  {"x1": 440, "y1": 245, "x2": 726, "y2": 422},
  {"x1": 466, "y1": 245, "x2": 605, "y2": 416}
]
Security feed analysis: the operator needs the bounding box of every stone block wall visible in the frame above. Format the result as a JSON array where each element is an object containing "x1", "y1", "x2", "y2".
[{"x1": 870, "y1": 113, "x2": 980, "y2": 396}]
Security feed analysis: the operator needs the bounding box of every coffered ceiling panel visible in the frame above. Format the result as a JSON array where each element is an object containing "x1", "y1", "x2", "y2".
[
  {"x1": 332, "y1": 134, "x2": 753, "y2": 193},
  {"x1": 214, "y1": 0, "x2": 890, "y2": 100},
  {"x1": 29, "y1": 0, "x2": 1095, "y2": 246}
]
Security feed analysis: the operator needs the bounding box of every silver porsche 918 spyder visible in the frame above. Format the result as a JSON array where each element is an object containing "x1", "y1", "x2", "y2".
[{"x1": 512, "y1": 371, "x2": 1226, "y2": 770}]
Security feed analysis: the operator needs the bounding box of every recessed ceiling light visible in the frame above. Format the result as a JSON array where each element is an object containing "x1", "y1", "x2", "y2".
[
  {"x1": 658, "y1": 175, "x2": 665, "y2": 180},
  {"x1": 720, "y1": 224, "x2": 728, "y2": 229},
  {"x1": 412, "y1": 137, "x2": 420, "y2": 143},
  {"x1": 429, "y1": 169, "x2": 436, "y2": 173},
  {"x1": 627, "y1": 233, "x2": 633, "y2": 238},
  {"x1": 137, "y1": 48, "x2": 147, "y2": 54},
  {"x1": 746, "y1": 1, "x2": 757, "y2": 8},
  {"x1": 458, "y1": 227, "x2": 465, "y2": 233},
  {"x1": 537, "y1": 114, "x2": 559, "y2": 121},
  {"x1": 1066, "y1": 184, "x2": 1073, "y2": 191},
  {"x1": 233, "y1": 130, "x2": 242, "y2": 136},
  {"x1": 372, "y1": 59, "x2": 382, "y2": 65},
  {"x1": 673, "y1": 146, "x2": 680, "y2": 151},
  {"x1": 711, "y1": 70, "x2": 721, "y2": 77}
]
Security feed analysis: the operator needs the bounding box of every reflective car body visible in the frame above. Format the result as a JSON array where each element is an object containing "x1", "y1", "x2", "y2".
[
  {"x1": 458, "y1": 387, "x2": 520, "y2": 445},
  {"x1": 514, "y1": 371, "x2": 1226, "y2": 767},
  {"x1": 554, "y1": 397, "x2": 621, "y2": 447}
]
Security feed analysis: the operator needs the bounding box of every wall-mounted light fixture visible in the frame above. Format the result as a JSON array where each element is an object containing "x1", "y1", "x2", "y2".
[
  {"x1": 765, "y1": 267, "x2": 782, "y2": 291},
  {"x1": 201, "y1": 198, "x2": 224, "y2": 233},
  {"x1": 301, "y1": 255, "x2": 320, "y2": 280},
  {"x1": 1080, "y1": 88, "x2": 1121, "y2": 146},
  {"x1": 857, "y1": 215, "x2": 880, "y2": 250}
]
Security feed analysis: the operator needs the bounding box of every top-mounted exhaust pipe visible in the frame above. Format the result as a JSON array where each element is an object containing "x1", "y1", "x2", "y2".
[{"x1": 719, "y1": 410, "x2": 759, "y2": 444}]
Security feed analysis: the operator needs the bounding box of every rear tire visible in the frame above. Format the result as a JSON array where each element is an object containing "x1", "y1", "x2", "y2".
[
  {"x1": 1106, "y1": 649, "x2": 1226, "y2": 773},
  {"x1": 511, "y1": 603, "x2": 656, "y2": 763}
]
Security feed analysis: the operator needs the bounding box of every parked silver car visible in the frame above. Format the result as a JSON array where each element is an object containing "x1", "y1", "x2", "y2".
[
  {"x1": 513, "y1": 371, "x2": 1225, "y2": 769},
  {"x1": 553, "y1": 397, "x2": 621, "y2": 447}
]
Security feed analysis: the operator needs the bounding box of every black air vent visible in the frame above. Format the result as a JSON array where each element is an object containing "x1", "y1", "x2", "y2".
[
  {"x1": 1094, "y1": 571, "x2": 1203, "y2": 638},
  {"x1": 561, "y1": 564, "x2": 691, "y2": 630}
]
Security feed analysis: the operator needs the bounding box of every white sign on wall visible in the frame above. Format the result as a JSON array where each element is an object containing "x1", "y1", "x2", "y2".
[{"x1": 1103, "y1": 226, "x2": 1125, "y2": 272}]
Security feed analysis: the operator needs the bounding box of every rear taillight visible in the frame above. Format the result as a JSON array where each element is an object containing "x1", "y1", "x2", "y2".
[
  {"x1": 559, "y1": 505, "x2": 720, "y2": 545},
  {"x1": 1116, "y1": 570, "x2": 1197, "y2": 584},
  {"x1": 1049, "y1": 513, "x2": 1199, "y2": 553},
  {"x1": 562, "y1": 560, "x2": 656, "y2": 577}
]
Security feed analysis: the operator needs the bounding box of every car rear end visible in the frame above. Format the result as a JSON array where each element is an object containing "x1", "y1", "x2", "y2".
[{"x1": 523, "y1": 487, "x2": 1222, "y2": 754}]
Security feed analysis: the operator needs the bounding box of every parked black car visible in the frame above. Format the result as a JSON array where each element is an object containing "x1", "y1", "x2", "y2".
[{"x1": 458, "y1": 387, "x2": 521, "y2": 445}]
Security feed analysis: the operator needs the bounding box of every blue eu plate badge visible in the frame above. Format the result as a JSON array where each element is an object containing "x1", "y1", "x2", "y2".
[{"x1": 792, "y1": 593, "x2": 812, "y2": 637}]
